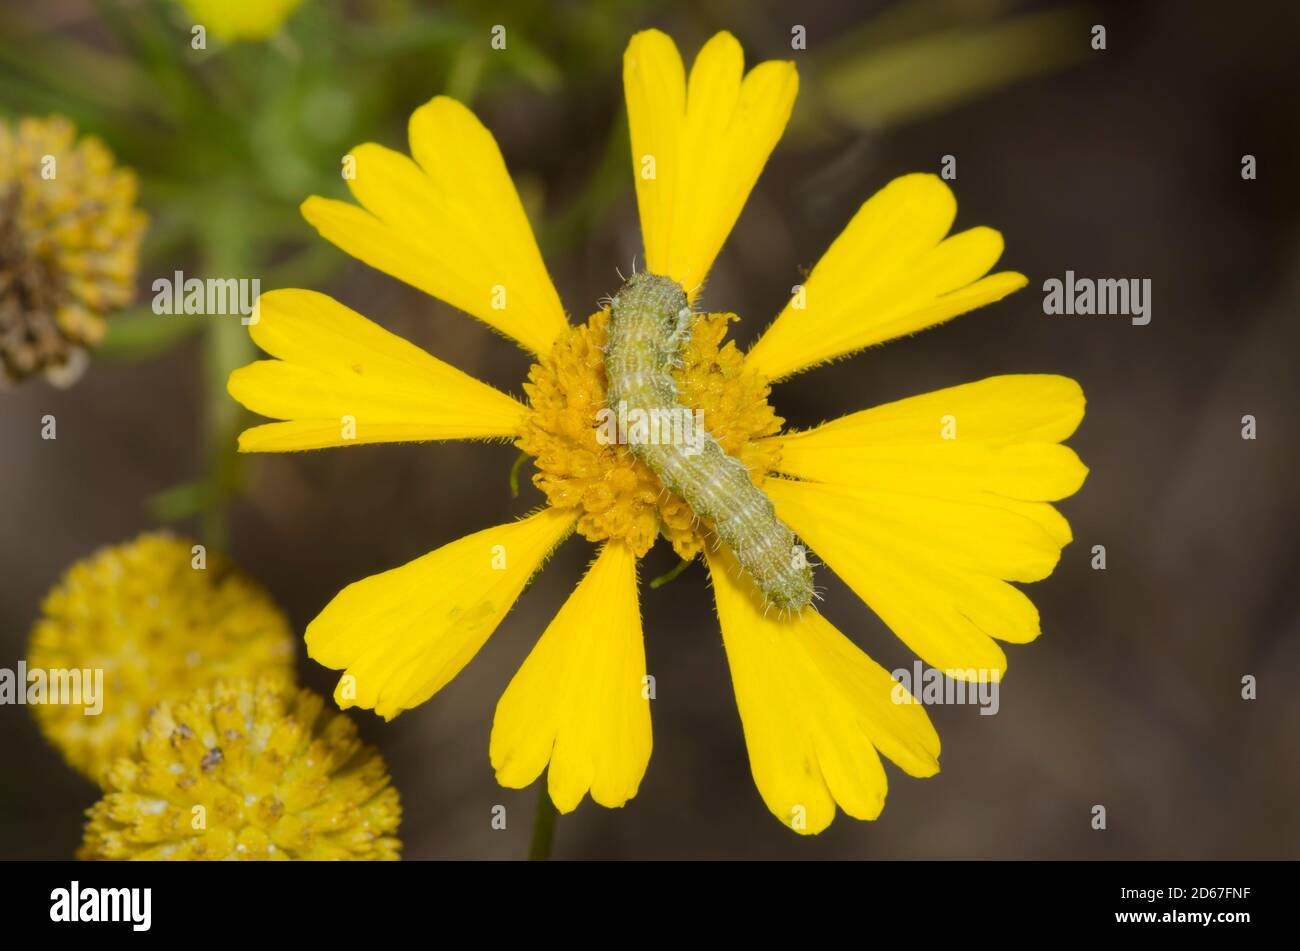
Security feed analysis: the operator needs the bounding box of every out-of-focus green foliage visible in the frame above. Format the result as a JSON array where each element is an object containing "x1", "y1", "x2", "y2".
[{"x1": 811, "y1": 3, "x2": 1090, "y2": 134}]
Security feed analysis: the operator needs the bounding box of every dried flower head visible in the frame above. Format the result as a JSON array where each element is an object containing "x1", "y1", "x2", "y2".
[{"x1": 0, "y1": 116, "x2": 146, "y2": 385}]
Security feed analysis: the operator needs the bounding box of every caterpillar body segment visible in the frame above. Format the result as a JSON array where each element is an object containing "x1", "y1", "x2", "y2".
[{"x1": 605, "y1": 272, "x2": 815, "y2": 612}]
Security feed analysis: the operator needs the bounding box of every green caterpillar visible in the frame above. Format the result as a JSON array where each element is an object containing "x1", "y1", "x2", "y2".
[{"x1": 604, "y1": 272, "x2": 815, "y2": 612}]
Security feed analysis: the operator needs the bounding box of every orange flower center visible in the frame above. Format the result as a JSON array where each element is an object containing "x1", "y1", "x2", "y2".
[{"x1": 518, "y1": 309, "x2": 783, "y2": 560}]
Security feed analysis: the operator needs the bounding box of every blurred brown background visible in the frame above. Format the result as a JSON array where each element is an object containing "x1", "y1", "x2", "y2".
[{"x1": 2, "y1": 0, "x2": 1298, "y2": 859}]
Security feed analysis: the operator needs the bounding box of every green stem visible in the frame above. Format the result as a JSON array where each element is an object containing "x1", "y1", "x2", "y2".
[
  {"x1": 508, "y1": 451, "x2": 529, "y2": 499},
  {"x1": 650, "y1": 558, "x2": 693, "y2": 589},
  {"x1": 197, "y1": 193, "x2": 256, "y2": 551},
  {"x1": 528, "y1": 784, "x2": 557, "y2": 861}
]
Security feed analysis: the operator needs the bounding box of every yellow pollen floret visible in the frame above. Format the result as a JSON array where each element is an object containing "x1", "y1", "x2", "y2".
[
  {"x1": 518, "y1": 309, "x2": 783, "y2": 559},
  {"x1": 79, "y1": 678, "x2": 402, "y2": 860},
  {"x1": 27, "y1": 533, "x2": 295, "y2": 783}
]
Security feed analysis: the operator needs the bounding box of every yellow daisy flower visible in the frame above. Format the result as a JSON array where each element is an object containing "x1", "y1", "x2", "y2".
[
  {"x1": 80, "y1": 677, "x2": 402, "y2": 860},
  {"x1": 227, "y1": 30, "x2": 1086, "y2": 833},
  {"x1": 177, "y1": 0, "x2": 305, "y2": 43}
]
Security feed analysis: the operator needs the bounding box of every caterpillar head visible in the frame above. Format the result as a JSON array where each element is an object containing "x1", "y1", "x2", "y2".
[
  {"x1": 766, "y1": 545, "x2": 816, "y2": 614},
  {"x1": 611, "y1": 272, "x2": 692, "y2": 339}
]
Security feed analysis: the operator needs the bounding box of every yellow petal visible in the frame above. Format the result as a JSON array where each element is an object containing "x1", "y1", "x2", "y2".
[
  {"x1": 228, "y1": 288, "x2": 527, "y2": 451},
  {"x1": 178, "y1": 0, "x2": 302, "y2": 42},
  {"x1": 706, "y1": 545, "x2": 939, "y2": 834},
  {"x1": 624, "y1": 30, "x2": 798, "y2": 295},
  {"x1": 761, "y1": 375, "x2": 1086, "y2": 676},
  {"x1": 745, "y1": 174, "x2": 1027, "y2": 381},
  {"x1": 306, "y1": 508, "x2": 575, "y2": 720},
  {"x1": 766, "y1": 420, "x2": 1080, "y2": 676},
  {"x1": 300, "y1": 96, "x2": 567, "y2": 355},
  {"x1": 772, "y1": 375, "x2": 1087, "y2": 501},
  {"x1": 490, "y1": 541, "x2": 651, "y2": 812}
]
